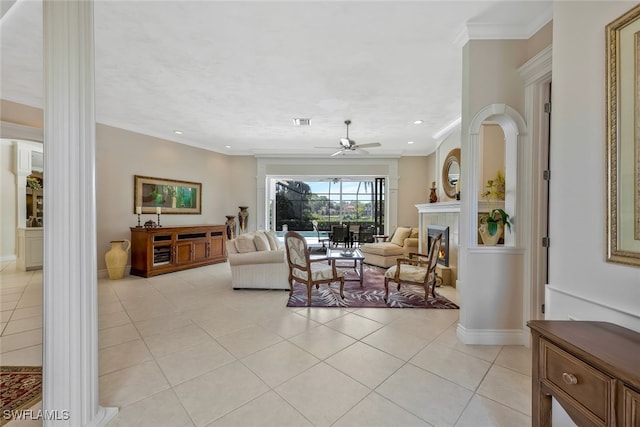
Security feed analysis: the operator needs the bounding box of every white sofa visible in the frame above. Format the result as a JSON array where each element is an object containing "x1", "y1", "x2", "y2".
[{"x1": 227, "y1": 230, "x2": 290, "y2": 289}]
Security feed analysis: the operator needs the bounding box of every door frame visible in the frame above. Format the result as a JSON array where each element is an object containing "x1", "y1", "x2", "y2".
[{"x1": 519, "y1": 46, "x2": 552, "y2": 322}]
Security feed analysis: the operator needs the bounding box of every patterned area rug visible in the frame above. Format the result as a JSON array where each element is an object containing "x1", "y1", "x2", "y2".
[
  {"x1": 287, "y1": 264, "x2": 459, "y2": 308},
  {"x1": 0, "y1": 366, "x2": 42, "y2": 426}
]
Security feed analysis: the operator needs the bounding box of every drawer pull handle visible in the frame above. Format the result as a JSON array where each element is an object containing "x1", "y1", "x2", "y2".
[{"x1": 562, "y1": 372, "x2": 578, "y2": 385}]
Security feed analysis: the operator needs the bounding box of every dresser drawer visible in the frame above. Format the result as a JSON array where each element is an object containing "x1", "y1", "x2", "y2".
[{"x1": 541, "y1": 339, "x2": 614, "y2": 422}]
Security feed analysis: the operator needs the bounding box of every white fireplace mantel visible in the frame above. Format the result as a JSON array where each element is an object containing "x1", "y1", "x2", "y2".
[
  {"x1": 416, "y1": 201, "x2": 461, "y2": 214},
  {"x1": 415, "y1": 202, "x2": 461, "y2": 273}
]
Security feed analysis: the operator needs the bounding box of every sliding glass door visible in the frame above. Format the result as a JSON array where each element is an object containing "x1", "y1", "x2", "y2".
[{"x1": 273, "y1": 177, "x2": 384, "y2": 232}]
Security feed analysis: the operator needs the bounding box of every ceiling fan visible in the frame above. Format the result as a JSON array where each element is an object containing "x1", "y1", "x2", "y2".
[{"x1": 315, "y1": 120, "x2": 382, "y2": 157}]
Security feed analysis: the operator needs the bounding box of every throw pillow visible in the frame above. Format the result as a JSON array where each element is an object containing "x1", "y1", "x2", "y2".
[
  {"x1": 254, "y1": 232, "x2": 271, "y2": 251},
  {"x1": 235, "y1": 235, "x2": 257, "y2": 253},
  {"x1": 409, "y1": 228, "x2": 419, "y2": 239},
  {"x1": 390, "y1": 226, "x2": 411, "y2": 246},
  {"x1": 265, "y1": 230, "x2": 280, "y2": 250}
]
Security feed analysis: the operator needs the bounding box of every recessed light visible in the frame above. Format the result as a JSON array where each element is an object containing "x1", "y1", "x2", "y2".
[
  {"x1": 224, "y1": 145, "x2": 231, "y2": 149},
  {"x1": 407, "y1": 141, "x2": 415, "y2": 144},
  {"x1": 174, "y1": 130, "x2": 183, "y2": 135},
  {"x1": 413, "y1": 120, "x2": 423, "y2": 125},
  {"x1": 292, "y1": 118, "x2": 311, "y2": 126}
]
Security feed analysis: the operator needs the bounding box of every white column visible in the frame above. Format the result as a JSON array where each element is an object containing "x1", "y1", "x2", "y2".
[{"x1": 43, "y1": 1, "x2": 117, "y2": 426}]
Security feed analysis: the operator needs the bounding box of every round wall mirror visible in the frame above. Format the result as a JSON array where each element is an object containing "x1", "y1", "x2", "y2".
[{"x1": 441, "y1": 148, "x2": 461, "y2": 199}]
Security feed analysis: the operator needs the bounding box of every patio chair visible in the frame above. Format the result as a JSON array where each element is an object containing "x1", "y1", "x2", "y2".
[
  {"x1": 330, "y1": 225, "x2": 348, "y2": 247},
  {"x1": 348, "y1": 224, "x2": 360, "y2": 246}
]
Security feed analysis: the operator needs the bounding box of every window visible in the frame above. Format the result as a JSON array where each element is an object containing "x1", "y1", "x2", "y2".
[{"x1": 274, "y1": 178, "x2": 383, "y2": 231}]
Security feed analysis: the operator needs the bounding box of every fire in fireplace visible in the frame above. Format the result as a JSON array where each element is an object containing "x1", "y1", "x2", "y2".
[{"x1": 427, "y1": 225, "x2": 449, "y2": 267}]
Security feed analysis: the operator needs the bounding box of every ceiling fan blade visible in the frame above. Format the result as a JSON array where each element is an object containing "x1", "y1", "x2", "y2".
[
  {"x1": 330, "y1": 150, "x2": 344, "y2": 157},
  {"x1": 354, "y1": 148, "x2": 370, "y2": 155},
  {"x1": 356, "y1": 142, "x2": 381, "y2": 149}
]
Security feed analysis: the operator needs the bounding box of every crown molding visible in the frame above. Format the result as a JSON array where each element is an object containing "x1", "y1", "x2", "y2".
[
  {"x1": 0, "y1": 121, "x2": 43, "y2": 142},
  {"x1": 454, "y1": 6, "x2": 552, "y2": 48},
  {"x1": 518, "y1": 45, "x2": 552, "y2": 85}
]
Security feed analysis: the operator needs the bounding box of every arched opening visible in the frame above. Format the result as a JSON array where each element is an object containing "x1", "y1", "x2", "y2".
[
  {"x1": 466, "y1": 104, "x2": 525, "y2": 249},
  {"x1": 458, "y1": 104, "x2": 528, "y2": 346}
]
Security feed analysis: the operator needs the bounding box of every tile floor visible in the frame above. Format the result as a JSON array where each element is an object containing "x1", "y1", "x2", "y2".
[{"x1": 0, "y1": 260, "x2": 532, "y2": 427}]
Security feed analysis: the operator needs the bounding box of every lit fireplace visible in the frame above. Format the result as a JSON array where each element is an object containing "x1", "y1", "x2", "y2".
[{"x1": 427, "y1": 225, "x2": 449, "y2": 267}]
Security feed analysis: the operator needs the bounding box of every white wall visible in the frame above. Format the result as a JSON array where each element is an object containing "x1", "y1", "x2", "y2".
[
  {"x1": 95, "y1": 124, "x2": 257, "y2": 271},
  {"x1": 547, "y1": 1, "x2": 640, "y2": 330},
  {"x1": 458, "y1": 23, "x2": 552, "y2": 344},
  {"x1": 398, "y1": 156, "x2": 433, "y2": 226},
  {"x1": 0, "y1": 139, "x2": 17, "y2": 261}
]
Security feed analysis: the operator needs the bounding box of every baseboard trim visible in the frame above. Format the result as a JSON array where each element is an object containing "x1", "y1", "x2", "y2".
[
  {"x1": 97, "y1": 265, "x2": 131, "y2": 280},
  {"x1": 0, "y1": 254, "x2": 17, "y2": 263},
  {"x1": 84, "y1": 406, "x2": 118, "y2": 427},
  {"x1": 456, "y1": 324, "x2": 527, "y2": 346},
  {"x1": 97, "y1": 268, "x2": 109, "y2": 279}
]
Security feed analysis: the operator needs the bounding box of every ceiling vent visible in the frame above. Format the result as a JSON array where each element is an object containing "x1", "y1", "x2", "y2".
[{"x1": 292, "y1": 118, "x2": 311, "y2": 126}]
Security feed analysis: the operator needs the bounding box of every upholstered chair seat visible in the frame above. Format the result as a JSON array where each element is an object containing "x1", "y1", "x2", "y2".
[
  {"x1": 292, "y1": 263, "x2": 343, "y2": 282},
  {"x1": 385, "y1": 264, "x2": 431, "y2": 283}
]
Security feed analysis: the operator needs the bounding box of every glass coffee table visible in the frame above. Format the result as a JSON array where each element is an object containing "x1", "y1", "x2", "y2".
[{"x1": 327, "y1": 248, "x2": 365, "y2": 286}]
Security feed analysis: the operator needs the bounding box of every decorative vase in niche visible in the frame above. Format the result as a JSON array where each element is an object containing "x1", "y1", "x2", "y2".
[
  {"x1": 238, "y1": 206, "x2": 248, "y2": 234},
  {"x1": 225, "y1": 215, "x2": 236, "y2": 240},
  {"x1": 105, "y1": 239, "x2": 130, "y2": 280},
  {"x1": 478, "y1": 222, "x2": 503, "y2": 246}
]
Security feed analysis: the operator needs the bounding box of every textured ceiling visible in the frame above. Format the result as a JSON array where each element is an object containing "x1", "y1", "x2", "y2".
[{"x1": 0, "y1": 1, "x2": 551, "y2": 157}]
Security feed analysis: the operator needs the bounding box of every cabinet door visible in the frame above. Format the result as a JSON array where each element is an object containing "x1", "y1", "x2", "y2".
[
  {"x1": 625, "y1": 386, "x2": 640, "y2": 427},
  {"x1": 209, "y1": 229, "x2": 225, "y2": 260},
  {"x1": 210, "y1": 236, "x2": 224, "y2": 258},
  {"x1": 192, "y1": 240, "x2": 209, "y2": 261},
  {"x1": 175, "y1": 241, "x2": 193, "y2": 264}
]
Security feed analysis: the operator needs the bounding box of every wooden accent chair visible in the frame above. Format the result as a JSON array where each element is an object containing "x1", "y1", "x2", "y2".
[
  {"x1": 384, "y1": 233, "x2": 442, "y2": 303},
  {"x1": 284, "y1": 231, "x2": 345, "y2": 306}
]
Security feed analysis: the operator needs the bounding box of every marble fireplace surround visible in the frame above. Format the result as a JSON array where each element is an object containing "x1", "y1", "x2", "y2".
[{"x1": 416, "y1": 201, "x2": 460, "y2": 286}]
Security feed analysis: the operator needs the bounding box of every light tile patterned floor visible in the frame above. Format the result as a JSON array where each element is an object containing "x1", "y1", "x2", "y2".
[{"x1": 0, "y1": 261, "x2": 531, "y2": 427}]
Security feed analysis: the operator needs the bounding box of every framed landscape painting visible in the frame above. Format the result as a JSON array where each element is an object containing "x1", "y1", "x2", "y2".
[
  {"x1": 606, "y1": 3, "x2": 640, "y2": 266},
  {"x1": 134, "y1": 175, "x2": 201, "y2": 214}
]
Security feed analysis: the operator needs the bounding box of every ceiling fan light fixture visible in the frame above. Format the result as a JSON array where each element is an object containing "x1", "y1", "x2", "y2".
[{"x1": 315, "y1": 119, "x2": 381, "y2": 157}]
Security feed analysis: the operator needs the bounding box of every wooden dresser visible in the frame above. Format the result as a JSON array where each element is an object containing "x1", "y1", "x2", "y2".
[
  {"x1": 130, "y1": 225, "x2": 227, "y2": 277},
  {"x1": 528, "y1": 320, "x2": 640, "y2": 427}
]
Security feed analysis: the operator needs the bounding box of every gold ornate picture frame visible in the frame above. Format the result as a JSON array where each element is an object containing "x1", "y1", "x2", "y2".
[
  {"x1": 606, "y1": 3, "x2": 640, "y2": 266},
  {"x1": 134, "y1": 175, "x2": 202, "y2": 214}
]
